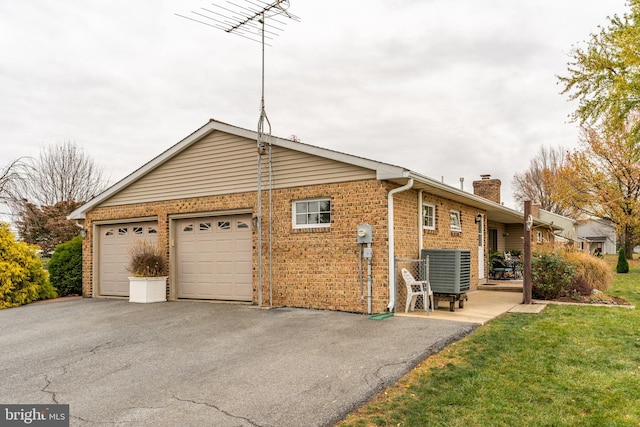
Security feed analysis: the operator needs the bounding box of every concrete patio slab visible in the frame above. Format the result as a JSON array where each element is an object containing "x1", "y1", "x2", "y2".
[
  {"x1": 509, "y1": 303, "x2": 547, "y2": 313},
  {"x1": 397, "y1": 290, "x2": 523, "y2": 325}
]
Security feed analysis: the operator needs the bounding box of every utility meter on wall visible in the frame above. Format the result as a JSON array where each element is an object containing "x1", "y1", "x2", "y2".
[{"x1": 356, "y1": 224, "x2": 372, "y2": 244}]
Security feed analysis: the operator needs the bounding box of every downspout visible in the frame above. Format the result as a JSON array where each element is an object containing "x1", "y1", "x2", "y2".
[
  {"x1": 418, "y1": 191, "x2": 423, "y2": 253},
  {"x1": 387, "y1": 178, "x2": 414, "y2": 312}
]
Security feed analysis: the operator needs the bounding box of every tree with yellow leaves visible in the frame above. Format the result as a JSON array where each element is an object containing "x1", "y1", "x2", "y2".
[
  {"x1": 555, "y1": 119, "x2": 640, "y2": 258},
  {"x1": 558, "y1": 1, "x2": 640, "y2": 258},
  {"x1": 0, "y1": 223, "x2": 57, "y2": 308}
]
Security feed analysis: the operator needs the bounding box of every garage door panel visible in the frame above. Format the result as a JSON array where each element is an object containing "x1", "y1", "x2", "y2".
[
  {"x1": 180, "y1": 262, "x2": 198, "y2": 275},
  {"x1": 176, "y1": 215, "x2": 252, "y2": 301},
  {"x1": 98, "y1": 221, "x2": 158, "y2": 296},
  {"x1": 216, "y1": 238, "x2": 233, "y2": 247},
  {"x1": 236, "y1": 261, "x2": 252, "y2": 274},
  {"x1": 216, "y1": 261, "x2": 234, "y2": 274}
]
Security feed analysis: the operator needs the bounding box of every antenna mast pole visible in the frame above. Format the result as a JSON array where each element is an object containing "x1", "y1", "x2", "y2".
[{"x1": 177, "y1": 0, "x2": 300, "y2": 307}]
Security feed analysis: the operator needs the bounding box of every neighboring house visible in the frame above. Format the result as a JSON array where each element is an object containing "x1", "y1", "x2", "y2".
[
  {"x1": 70, "y1": 120, "x2": 541, "y2": 314},
  {"x1": 577, "y1": 218, "x2": 617, "y2": 255},
  {"x1": 532, "y1": 205, "x2": 579, "y2": 250}
]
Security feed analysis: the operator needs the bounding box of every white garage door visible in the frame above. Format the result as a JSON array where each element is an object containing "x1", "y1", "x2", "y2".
[
  {"x1": 176, "y1": 215, "x2": 252, "y2": 301},
  {"x1": 98, "y1": 222, "x2": 159, "y2": 296}
]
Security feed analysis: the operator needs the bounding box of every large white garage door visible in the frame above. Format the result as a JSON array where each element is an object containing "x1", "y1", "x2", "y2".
[
  {"x1": 176, "y1": 215, "x2": 252, "y2": 301},
  {"x1": 98, "y1": 222, "x2": 159, "y2": 296}
]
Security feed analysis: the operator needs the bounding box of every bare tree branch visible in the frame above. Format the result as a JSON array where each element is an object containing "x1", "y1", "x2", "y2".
[
  {"x1": 11, "y1": 141, "x2": 108, "y2": 206},
  {"x1": 512, "y1": 145, "x2": 574, "y2": 216}
]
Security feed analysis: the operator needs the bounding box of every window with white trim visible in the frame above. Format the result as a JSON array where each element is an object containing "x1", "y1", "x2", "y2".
[
  {"x1": 449, "y1": 210, "x2": 462, "y2": 232},
  {"x1": 536, "y1": 230, "x2": 543, "y2": 243},
  {"x1": 423, "y1": 203, "x2": 435, "y2": 230},
  {"x1": 293, "y1": 198, "x2": 331, "y2": 228}
]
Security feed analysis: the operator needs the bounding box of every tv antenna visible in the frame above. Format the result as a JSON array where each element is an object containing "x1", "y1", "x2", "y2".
[{"x1": 176, "y1": 1, "x2": 300, "y2": 307}]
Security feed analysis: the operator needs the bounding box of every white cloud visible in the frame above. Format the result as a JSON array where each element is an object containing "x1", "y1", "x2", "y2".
[{"x1": 0, "y1": 0, "x2": 629, "y2": 211}]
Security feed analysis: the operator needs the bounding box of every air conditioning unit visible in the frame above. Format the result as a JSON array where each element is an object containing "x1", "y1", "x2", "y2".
[{"x1": 421, "y1": 249, "x2": 470, "y2": 294}]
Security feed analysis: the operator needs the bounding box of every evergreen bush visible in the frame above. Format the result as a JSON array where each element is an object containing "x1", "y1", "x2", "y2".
[
  {"x1": 616, "y1": 247, "x2": 629, "y2": 273},
  {"x1": 48, "y1": 236, "x2": 82, "y2": 296},
  {"x1": 0, "y1": 223, "x2": 57, "y2": 309}
]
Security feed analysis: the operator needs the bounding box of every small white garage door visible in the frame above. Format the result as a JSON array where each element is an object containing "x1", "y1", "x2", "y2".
[
  {"x1": 98, "y1": 222, "x2": 159, "y2": 296},
  {"x1": 176, "y1": 215, "x2": 252, "y2": 301}
]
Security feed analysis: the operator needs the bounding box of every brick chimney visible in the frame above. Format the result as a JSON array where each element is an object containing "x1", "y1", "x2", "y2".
[{"x1": 473, "y1": 174, "x2": 501, "y2": 204}]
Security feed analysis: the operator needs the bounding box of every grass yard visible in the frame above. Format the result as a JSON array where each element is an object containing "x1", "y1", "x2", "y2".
[{"x1": 339, "y1": 256, "x2": 640, "y2": 427}]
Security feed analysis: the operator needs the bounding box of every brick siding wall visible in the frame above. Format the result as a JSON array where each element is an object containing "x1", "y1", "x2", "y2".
[
  {"x1": 420, "y1": 193, "x2": 485, "y2": 289},
  {"x1": 83, "y1": 180, "x2": 486, "y2": 313},
  {"x1": 84, "y1": 179, "x2": 394, "y2": 313}
]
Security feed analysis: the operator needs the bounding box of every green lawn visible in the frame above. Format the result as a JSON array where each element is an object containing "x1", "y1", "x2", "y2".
[{"x1": 339, "y1": 258, "x2": 640, "y2": 427}]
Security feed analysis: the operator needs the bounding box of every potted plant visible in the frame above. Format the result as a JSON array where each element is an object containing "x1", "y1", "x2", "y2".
[{"x1": 127, "y1": 240, "x2": 168, "y2": 303}]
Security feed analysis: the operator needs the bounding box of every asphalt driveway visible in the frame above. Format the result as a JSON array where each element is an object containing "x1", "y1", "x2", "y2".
[{"x1": 0, "y1": 299, "x2": 476, "y2": 426}]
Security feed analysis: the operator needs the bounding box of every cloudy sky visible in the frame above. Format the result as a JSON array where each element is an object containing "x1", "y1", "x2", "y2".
[{"x1": 0, "y1": 0, "x2": 629, "y2": 213}]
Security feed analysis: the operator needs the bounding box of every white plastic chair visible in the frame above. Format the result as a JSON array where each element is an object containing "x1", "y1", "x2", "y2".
[{"x1": 401, "y1": 268, "x2": 434, "y2": 314}]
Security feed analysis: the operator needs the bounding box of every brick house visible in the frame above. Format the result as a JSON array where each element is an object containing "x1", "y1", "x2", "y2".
[{"x1": 69, "y1": 120, "x2": 533, "y2": 314}]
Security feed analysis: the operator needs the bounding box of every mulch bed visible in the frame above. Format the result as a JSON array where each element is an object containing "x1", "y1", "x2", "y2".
[{"x1": 542, "y1": 294, "x2": 632, "y2": 306}]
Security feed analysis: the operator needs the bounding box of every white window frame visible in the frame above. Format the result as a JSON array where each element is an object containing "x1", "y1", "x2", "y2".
[
  {"x1": 423, "y1": 203, "x2": 436, "y2": 230},
  {"x1": 292, "y1": 198, "x2": 331, "y2": 229},
  {"x1": 449, "y1": 210, "x2": 462, "y2": 232},
  {"x1": 536, "y1": 230, "x2": 543, "y2": 243}
]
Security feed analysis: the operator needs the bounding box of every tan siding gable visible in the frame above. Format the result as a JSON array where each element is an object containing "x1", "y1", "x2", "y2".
[
  {"x1": 100, "y1": 131, "x2": 375, "y2": 207},
  {"x1": 267, "y1": 145, "x2": 375, "y2": 188}
]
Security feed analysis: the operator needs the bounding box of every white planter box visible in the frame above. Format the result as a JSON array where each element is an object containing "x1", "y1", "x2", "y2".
[{"x1": 128, "y1": 276, "x2": 168, "y2": 303}]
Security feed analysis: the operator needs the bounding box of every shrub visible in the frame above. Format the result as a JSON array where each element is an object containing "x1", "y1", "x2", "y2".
[
  {"x1": 616, "y1": 247, "x2": 629, "y2": 273},
  {"x1": 565, "y1": 250, "x2": 613, "y2": 292},
  {"x1": 48, "y1": 236, "x2": 82, "y2": 296},
  {"x1": 531, "y1": 250, "x2": 575, "y2": 300},
  {"x1": 0, "y1": 223, "x2": 57, "y2": 309},
  {"x1": 127, "y1": 240, "x2": 167, "y2": 277}
]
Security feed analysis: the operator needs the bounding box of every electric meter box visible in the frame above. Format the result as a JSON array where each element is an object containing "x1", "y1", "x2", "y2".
[
  {"x1": 363, "y1": 247, "x2": 373, "y2": 259},
  {"x1": 356, "y1": 224, "x2": 372, "y2": 244}
]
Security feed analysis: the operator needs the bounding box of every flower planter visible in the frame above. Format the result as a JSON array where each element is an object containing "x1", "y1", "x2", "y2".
[{"x1": 128, "y1": 276, "x2": 168, "y2": 303}]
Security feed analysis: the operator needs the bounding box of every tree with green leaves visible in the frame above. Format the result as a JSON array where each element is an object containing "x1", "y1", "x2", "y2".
[
  {"x1": 616, "y1": 247, "x2": 630, "y2": 273},
  {"x1": 558, "y1": 2, "x2": 640, "y2": 258},
  {"x1": 48, "y1": 236, "x2": 82, "y2": 296},
  {"x1": 559, "y1": 1, "x2": 640, "y2": 138}
]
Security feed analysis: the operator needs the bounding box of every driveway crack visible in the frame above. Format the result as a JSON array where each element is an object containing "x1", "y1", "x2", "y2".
[
  {"x1": 172, "y1": 395, "x2": 263, "y2": 427},
  {"x1": 40, "y1": 342, "x2": 115, "y2": 403},
  {"x1": 41, "y1": 374, "x2": 59, "y2": 404}
]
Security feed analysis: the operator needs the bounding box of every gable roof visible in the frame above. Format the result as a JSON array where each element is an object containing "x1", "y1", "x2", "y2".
[{"x1": 68, "y1": 119, "x2": 543, "y2": 227}]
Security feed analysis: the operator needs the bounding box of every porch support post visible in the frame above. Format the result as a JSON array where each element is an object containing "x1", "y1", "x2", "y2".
[{"x1": 523, "y1": 200, "x2": 532, "y2": 304}]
